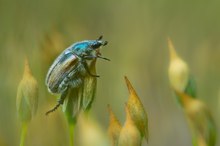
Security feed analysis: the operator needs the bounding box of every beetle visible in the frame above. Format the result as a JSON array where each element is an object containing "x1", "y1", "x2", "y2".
[{"x1": 45, "y1": 36, "x2": 109, "y2": 115}]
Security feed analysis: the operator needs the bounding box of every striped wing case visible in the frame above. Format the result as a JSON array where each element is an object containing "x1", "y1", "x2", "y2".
[{"x1": 46, "y1": 52, "x2": 78, "y2": 93}]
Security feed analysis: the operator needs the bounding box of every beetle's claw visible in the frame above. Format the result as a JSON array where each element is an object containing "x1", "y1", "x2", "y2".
[
  {"x1": 91, "y1": 74, "x2": 100, "y2": 78},
  {"x1": 45, "y1": 103, "x2": 61, "y2": 115},
  {"x1": 97, "y1": 56, "x2": 110, "y2": 61}
]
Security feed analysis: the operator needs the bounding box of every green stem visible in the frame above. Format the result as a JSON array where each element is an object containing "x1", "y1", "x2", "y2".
[
  {"x1": 20, "y1": 123, "x2": 28, "y2": 146},
  {"x1": 69, "y1": 123, "x2": 75, "y2": 146}
]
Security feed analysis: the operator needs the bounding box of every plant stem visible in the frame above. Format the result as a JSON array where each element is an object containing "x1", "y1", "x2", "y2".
[
  {"x1": 69, "y1": 123, "x2": 75, "y2": 146},
  {"x1": 20, "y1": 123, "x2": 28, "y2": 146}
]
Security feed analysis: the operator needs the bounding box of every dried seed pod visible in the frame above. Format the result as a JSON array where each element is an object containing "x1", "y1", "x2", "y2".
[
  {"x1": 118, "y1": 104, "x2": 142, "y2": 146},
  {"x1": 16, "y1": 58, "x2": 38, "y2": 123},
  {"x1": 107, "y1": 105, "x2": 122, "y2": 146},
  {"x1": 124, "y1": 76, "x2": 149, "y2": 142}
]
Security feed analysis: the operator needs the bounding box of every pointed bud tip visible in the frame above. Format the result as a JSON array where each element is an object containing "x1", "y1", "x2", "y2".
[
  {"x1": 24, "y1": 57, "x2": 32, "y2": 75},
  {"x1": 124, "y1": 77, "x2": 149, "y2": 141},
  {"x1": 108, "y1": 104, "x2": 121, "y2": 126},
  {"x1": 124, "y1": 76, "x2": 136, "y2": 95},
  {"x1": 167, "y1": 37, "x2": 178, "y2": 60}
]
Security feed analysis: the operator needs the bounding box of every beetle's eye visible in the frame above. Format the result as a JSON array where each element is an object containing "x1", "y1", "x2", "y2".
[{"x1": 91, "y1": 43, "x2": 102, "y2": 49}]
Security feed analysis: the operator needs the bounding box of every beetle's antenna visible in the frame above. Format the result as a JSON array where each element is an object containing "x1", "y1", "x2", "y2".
[
  {"x1": 97, "y1": 35, "x2": 103, "y2": 40},
  {"x1": 103, "y1": 41, "x2": 108, "y2": 46}
]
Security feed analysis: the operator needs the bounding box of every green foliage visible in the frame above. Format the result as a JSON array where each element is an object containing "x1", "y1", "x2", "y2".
[{"x1": 184, "y1": 75, "x2": 197, "y2": 98}]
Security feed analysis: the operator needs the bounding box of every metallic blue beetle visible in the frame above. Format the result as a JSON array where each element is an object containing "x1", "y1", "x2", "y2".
[{"x1": 45, "y1": 36, "x2": 109, "y2": 115}]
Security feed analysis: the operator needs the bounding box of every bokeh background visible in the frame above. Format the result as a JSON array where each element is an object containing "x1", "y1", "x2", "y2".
[{"x1": 0, "y1": 0, "x2": 220, "y2": 146}]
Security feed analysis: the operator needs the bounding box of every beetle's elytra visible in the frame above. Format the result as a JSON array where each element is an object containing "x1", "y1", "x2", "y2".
[{"x1": 45, "y1": 36, "x2": 109, "y2": 115}]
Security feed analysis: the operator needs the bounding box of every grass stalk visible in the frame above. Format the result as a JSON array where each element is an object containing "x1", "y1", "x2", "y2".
[
  {"x1": 19, "y1": 123, "x2": 28, "y2": 146},
  {"x1": 68, "y1": 123, "x2": 75, "y2": 146}
]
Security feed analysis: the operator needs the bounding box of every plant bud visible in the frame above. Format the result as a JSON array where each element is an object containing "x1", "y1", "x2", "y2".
[
  {"x1": 124, "y1": 76, "x2": 149, "y2": 142},
  {"x1": 175, "y1": 90, "x2": 216, "y2": 146},
  {"x1": 80, "y1": 59, "x2": 97, "y2": 111},
  {"x1": 16, "y1": 58, "x2": 38, "y2": 123},
  {"x1": 118, "y1": 104, "x2": 142, "y2": 146},
  {"x1": 168, "y1": 38, "x2": 189, "y2": 92}
]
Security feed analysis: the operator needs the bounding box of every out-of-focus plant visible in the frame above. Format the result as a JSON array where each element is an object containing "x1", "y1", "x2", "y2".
[
  {"x1": 168, "y1": 38, "x2": 197, "y2": 105},
  {"x1": 218, "y1": 89, "x2": 220, "y2": 115},
  {"x1": 77, "y1": 112, "x2": 110, "y2": 146},
  {"x1": 107, "y1": 105, "x2": 122, "y2": 146},
  {"x1": 40, "y1": 29, "x2": 66, "y2": 71},
  {"x1": 168, "y1": 39, "x2": 216, "y2": 146},
  {"x1": 16, "y1": 58, "x2": 39, "y2": 146},
  {"x1": 124, "y1": 76, "x2": 149, "y2": 143},
  {"x1": 175, "y1": 90, "x2": 216, "y2": 146},
  {"x1": 118, "y1": 103, "x2": 142, "y2": 146},
  {"x1": 0, "y1": 136, "x2": 8, "y2": 146}
]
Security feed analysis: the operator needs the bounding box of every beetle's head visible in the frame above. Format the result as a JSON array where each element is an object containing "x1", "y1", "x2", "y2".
[
  {"x1": 70, "y1": 36, "x2": 108, "y2": 57},
  {"x1": 89, "y1": 35, "x2": 108, "y2": 50}
]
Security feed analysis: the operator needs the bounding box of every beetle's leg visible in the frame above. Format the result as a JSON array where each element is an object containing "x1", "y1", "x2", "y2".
[
  {"x1": 82, "y1": 55, "x2": 95, "y2": 60},
  {"x1": 83, "y1": 55, "x2": 110, "y2": 61},
  {"x1": 58, "y1": 69, "x2": 78, "y2": 92},
  {"x1": 81, "y1": 61, "x2": 100, "y2": 77},
  {"x1": 97, "y1": 56, "x2": 110, "y2": 61},
  {"x1": 58, "y1": 78, "x2": 68, "y2": 92},
  {"x1": 69, "y1": 78, "x2": 82, "y2": 88},
  {"x1": 45, "y1": 88, "x2": 69, "y2": 115}
]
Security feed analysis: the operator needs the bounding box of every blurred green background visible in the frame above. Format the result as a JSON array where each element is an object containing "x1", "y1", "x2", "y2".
[{"x1": 0, "y1": 0, "x2": 220, "y2": 145}]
